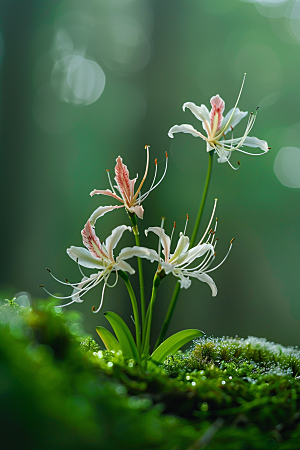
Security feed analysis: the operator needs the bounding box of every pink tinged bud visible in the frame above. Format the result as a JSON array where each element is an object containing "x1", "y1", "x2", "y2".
[{"x1": 210, "y1": 95, "x2": 225, "y2": 134}]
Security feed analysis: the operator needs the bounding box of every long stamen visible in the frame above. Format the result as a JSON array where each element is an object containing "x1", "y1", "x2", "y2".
[
  {"x1": 138, "y1": 158, "x2": 158, "y2": 202},
  {"x1": 139, "y1": 152, "x2": 168, "y2": 202},
  {"x1": 198, "y1": 199, "x2": 218, "y2": 245},
  {"x1": 215, "y1": 73, "x2": 246, "y2": 140},
  {"x1": 106, "y1": 169, "x2": 116, "y2": 194},
  {"x1": 158, "y1": 217, "x2": 165, "y2": 268},
  {"x1": 106, "y1": 271, "x2": 118, "y2": 288},
  {"x1": 170, "y1": 221, "x2": 176, "y2": 247},
  {"x1": 206, "y1": 238, "x2": 235, "y2": 273},
  {"x1": 76, "y1": 258, "x2": 86, "y2": 278},
  {"x1": 92, "y1": 282, "x2": 107, "y2": 313},
  {"x1": 132, "y1": 145, "x2": 150, "y2": 202},
  {"x1": 46, "y1": 268, "x2": 75, "y2": 287},
  {"x1": 183, "y1": 214, "x2": 189, "y2": 235}
]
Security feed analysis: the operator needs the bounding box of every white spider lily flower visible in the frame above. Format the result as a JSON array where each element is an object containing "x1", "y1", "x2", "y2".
[
  {"x1": 168, "y1": 75, "x2": 270, "y2": 169},
  {"x1": 89, "y1": 145, "x2": 168, "y2": 226},
  {"x1": 123, "y1": 200, "x2": 234, "y2": 296},
  {"x1": 42, "y1": 221, "x2": 142, "y2": 313}
]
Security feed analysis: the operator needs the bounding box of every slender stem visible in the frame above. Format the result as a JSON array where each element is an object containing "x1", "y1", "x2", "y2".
[
  {"x1": 154, "y1": 152, "x2": 213, "y2": 349},
  {"x1": 142, "y1": 273, "x2": 161, "y2": 361},
  {"x1": 189, "y1": 151, "x2": 213, "y2": 248},
  {"x1": 128, "y1": 213, "x2": 146, "y2": 328},
  {"x1": 119, "y1": 270, "x2": 141, "y2": 356}
]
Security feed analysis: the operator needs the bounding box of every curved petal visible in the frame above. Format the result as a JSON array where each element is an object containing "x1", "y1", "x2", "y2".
[
  {"x1": 169, "y1": 234, "x2": 190, "y2": 263},
  {"x1": 114, "y1": 156, "x2": 136, "y2": 205},
  {"x1": 160, "y1": 261, "x2": 176, "y2": 275},
  {"x1": 241, "y1": 136, "x2": 269, "y2": 152},
  {"x1": 182, "y1": 102, "x2": 210, "y2": 134},
  {"x1": 129, "y1": 204, "x2": 144, "y2": 219},
  {"x1": 145, "y1": 227, "x2": 171, "y2": 261},
  {"x1": 189, "y1": 272, "x2": 218, "y2": 297},
  {"x1": 221, "y1": 108, "x2": 248, "y2": 134},
  {"x1": 67, "y1": 246, "x2": 106, "y2": 269},
  {"x1": 117, "y1": 246, "x2": 160, "y2": 263},
  {"x1": 175, "y1": 272, "x2": 191, "y2": 289},
  {"x1": 90, "y1": 189, "x2": 122, "y2": 202},
  {"x1": 168, "y1": 124, "x2": 206, "y2": 139},
  {"x1": 176, "y1": 243, "x2": 213, "y2": 266},
  {"x1": 105, "y1": 225, "x2": 131, "y2": 260},
  {"x1": 89, "y1": 204, "x2": 124, "y2": 227},
  {"x1": 82, "y1": 220, "x2": 106, "y2": 259},
  {"x1": 115, "y1": 260, "x2": 135, "y2": 275}
]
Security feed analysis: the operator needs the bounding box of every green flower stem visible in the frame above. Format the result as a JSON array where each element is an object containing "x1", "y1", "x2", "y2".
[
  {"x1": 154, "y1": 152, "x2": 213, "y2": 349},
  {"x1": 128, "y1": 213, "x2": 146, "y2": 328},
  {"x1": 119, "y1": 270, "x2": 141, "y2": 356},
  {"x1": 142, "y1": 273, "x2": 161, "y2": 361}
]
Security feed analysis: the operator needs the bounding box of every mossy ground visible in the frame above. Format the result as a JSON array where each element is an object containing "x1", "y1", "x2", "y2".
[{"x1": 1, "y1": 298, "x2": 300, "y2": 450}]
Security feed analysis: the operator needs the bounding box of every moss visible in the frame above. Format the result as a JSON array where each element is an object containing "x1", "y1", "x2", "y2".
[{"x1": 1, "y1": 299, "x2": 300, "y2": 450}]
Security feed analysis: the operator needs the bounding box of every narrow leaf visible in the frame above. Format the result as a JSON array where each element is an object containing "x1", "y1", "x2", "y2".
[
  {"x1": 104, "y1": 311, "x2": 139, "y2": 361},
  {"x1": 147, "y1": 329, "x2": 204, "y2": 371},
  {"x1": 95, "y1": 326, "x2": 121, "y2": 352}
]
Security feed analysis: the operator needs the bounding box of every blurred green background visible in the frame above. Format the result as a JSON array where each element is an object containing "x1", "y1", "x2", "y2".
[{"x1": 0, "y1": 0, "x2": 299, "y2": 347}]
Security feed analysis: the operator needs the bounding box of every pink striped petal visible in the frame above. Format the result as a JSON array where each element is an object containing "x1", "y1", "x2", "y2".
[
  {"x1": 81, "y1": 220, "x2": 106, "y2": 259},
  {"x1": 114, "y1": 156, "x2": 136, "y2": 205},
  {"x1": 90, "y1": 188, "x2": 122, "y2": 202},
  {"x1": 210, "y1": 95, "x2": 225, "y2": 133}
]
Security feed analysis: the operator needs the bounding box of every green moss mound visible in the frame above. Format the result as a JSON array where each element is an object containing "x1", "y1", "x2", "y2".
[{"x1": 1, "y1": 298, "x2": 300, "y2": 450}]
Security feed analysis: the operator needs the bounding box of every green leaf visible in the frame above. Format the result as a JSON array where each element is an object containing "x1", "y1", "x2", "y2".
[
  {"x1": 147, "y1": 329, "x2": 204, "y2": 371},
  {"x1": 95, "y1": 326, "x2": 121, "y2": 352},
  {"x1": 104, "y1": 311, "x2": 139, "y2": 361}
]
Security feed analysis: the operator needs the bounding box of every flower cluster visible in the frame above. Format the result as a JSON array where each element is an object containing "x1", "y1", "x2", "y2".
[{"x1": 42, "y1": 77, "x2": 269, "y2": 366}]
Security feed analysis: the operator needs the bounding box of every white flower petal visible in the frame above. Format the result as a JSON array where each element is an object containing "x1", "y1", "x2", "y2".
[
  {"x1": 89, "y1": 205, "x2": 124, "y2": 227},
  {"x1": 67, "y1": 246, "x2": 106, "y2": 269},
  {"x1": 176, "y1": 243, "x2": 213, "y2": 266},
  {"x1": 169, "y1": 235, "x2": 190, "y2": 263},
  {"x1": 105, "y1": 225, "x2": 131, "y2": 260},
  {"x1": 221, "y1": 108, "x2": 248, "y2": 134},
  {"x1": 189, "y1": 272, "x2": 218, "y2": 297},
  {"x1": 178, "y1": 274, "x2": 192, "y2": 289},
  {"x1": 145, "y1": 227, "x2": 171, "y2": 261},
  {"x1": 168, "y1": 124, "x2": 204, "y2": 139},
  {"x1": 115, "y1": 260, "x2": 135, "y2": 275},
  {"x1": 129, "y1": 205, "x2": 144, "y2": 219},
  {"x1": 241, "y1": 136, "x2": 269, "y2": 152},
  {"x1": 117, "y1": 246, "x2": 160, "y2": 263},
  {"x1": 182, "y1": 102, "x2": 210, "y2": 133},
  {"x1": 160, "y1": 261, "x2": 176, "y2": 275}
]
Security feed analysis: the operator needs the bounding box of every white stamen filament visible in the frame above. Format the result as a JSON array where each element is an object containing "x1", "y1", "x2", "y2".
[
  {"x1": 205, "y1": 241, "x2": 234, "y2": 273},
  {"x1": 215, "y1": 73, "x2": 246, "y2": 141},
  {"x1": 93, "y1": 282, "x2": 107, "y2": 313},
  {"x1": 139, "y1": 153, "x2": 168, "y2": 202},
  {"x1": 158, "y1": 217, "x2": 165, "y2": 267},
  {"x1": 183, "y1": 214, "x2": 189, "y2": 235},
  {"x1": 132, "y1": 145, "x2": 150, "y2": 202},
  {"x1": 106, "y1": 170, "x2": 116, "y2": 194},
  {"x1": 138, "y1": 160, "x2": 158, "y2": 202},
  {"x1": 198, "y1": 199, "x2": 218, "y2": 245}
]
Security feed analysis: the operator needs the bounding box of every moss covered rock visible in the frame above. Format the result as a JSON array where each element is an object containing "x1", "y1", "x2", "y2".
[{"x1": 1, "y1": 299, "x2": 300, "y2": 450}]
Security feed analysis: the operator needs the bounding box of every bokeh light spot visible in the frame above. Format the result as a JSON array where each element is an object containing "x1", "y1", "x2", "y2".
[
  {"x1": 274, "y1": 146, "x2": 300, "y2": 188},
  {"x1": 51, "y1": 55, "x2": 105, "y2": 105}
]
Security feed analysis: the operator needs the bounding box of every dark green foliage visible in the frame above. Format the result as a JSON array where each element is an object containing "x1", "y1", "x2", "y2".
[{"x1": 1, "y1": 299, "x2": 300, "y2": 450}]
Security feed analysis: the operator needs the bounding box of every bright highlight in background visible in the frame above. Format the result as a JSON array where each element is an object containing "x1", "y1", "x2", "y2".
[{"x1": 274, "y1": 147, "x2": 300, "y2": 188}]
